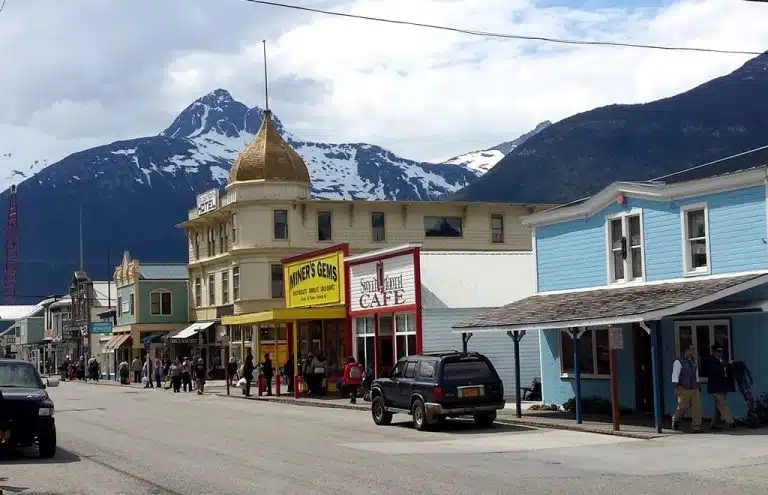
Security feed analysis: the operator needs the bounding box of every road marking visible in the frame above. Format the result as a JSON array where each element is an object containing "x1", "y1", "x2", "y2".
[{"x1": 339, "y1": 430, "x2": 637, "y2": 455}]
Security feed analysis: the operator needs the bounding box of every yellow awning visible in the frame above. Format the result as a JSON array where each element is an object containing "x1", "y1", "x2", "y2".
[{"x1": 222, "y1": 306, "x2": 346, "y2": 326}]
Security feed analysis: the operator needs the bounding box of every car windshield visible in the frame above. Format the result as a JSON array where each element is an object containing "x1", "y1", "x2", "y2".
[
  {"x1": 442, "y1": 359, "x2": 494, "y2": 381},
  {"x1": 0, "y1": 363, "x2": 44, "y2": 388}
]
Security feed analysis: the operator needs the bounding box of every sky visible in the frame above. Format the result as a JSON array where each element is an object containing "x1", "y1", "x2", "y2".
[{"x1": 0, "y1": 0, "x2": 766, "y2": 168}]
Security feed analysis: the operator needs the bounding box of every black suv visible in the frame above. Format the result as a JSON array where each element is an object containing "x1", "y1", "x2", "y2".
[
  {"x1": 370, "y1": 351, "x2": 505, "y2": 431},
  {"x1": 0, "y1": 359, "x2": 57, "y2": 458}
]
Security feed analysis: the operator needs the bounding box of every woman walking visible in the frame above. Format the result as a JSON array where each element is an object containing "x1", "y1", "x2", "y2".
[
  {"x1": 195, "y1": 358, "x2": 206, "y2": 395},
  {"x1": 169, "y1": 359, "x2": 182, "y2": 393}
]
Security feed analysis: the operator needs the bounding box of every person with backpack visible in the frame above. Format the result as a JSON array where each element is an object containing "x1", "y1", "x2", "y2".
[{"x1": 342, "y1": 356, "x2": 363, "y2": 404}]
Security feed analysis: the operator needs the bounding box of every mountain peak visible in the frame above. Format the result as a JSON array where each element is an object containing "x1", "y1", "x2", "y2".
[
  {"x1": 161, "y1": 89, "x2": 262, "y2": 140},
  {"x1": 198, "y1": 88, "x2": 235, "y2": 106}
]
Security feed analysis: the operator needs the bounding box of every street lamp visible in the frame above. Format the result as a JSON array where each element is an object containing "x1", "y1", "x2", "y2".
[{"x1": 218, "y1": 326, "x2": 230, "y2": 396}]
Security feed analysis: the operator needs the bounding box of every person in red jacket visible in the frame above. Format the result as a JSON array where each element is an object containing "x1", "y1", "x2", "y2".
[{"x1": 342, "y1": 356, "x2": 363, "y2": 404}]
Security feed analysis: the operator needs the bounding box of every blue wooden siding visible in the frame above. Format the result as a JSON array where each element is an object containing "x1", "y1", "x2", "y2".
[
  {"x1": 535, "y1": 185, "x2": 768, "y2": 292},
  {"x1": 539, "y1": 315, "x2": 768, "y2": 420}
]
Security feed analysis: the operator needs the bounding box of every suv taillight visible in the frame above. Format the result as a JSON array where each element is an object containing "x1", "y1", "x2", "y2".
[{"x1": 433, "y1": 386, "x2": 443, "y2": 400}]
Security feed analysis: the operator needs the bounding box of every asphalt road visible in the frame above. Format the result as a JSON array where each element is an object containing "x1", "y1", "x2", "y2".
[{"x1": 2, "y1": 382, "x2": 768, "y2": 495}]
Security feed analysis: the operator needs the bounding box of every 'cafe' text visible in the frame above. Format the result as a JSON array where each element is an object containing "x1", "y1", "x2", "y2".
[{"x1": 358, "y1": 273, "x2": 407, "y2": 309}]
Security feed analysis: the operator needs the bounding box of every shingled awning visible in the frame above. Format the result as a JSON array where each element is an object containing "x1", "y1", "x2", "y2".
[{"x1": 453, "y1": 273, "x2": 768, "y2": 332}]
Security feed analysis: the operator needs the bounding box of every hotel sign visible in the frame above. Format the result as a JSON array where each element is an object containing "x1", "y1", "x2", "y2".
[
  {"x1": 284, "y1": 251, "x2": 344, "y2": 309},
  {"x1": 196, "y1": 189, "x2": 219, "y2": 215}
]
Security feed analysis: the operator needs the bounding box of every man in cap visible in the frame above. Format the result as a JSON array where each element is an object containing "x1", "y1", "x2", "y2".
[{"x1": 706, "y1": 343, "x2": 736, "y2": 430}]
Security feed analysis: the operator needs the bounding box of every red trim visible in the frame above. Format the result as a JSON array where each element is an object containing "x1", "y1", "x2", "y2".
[
  {"x1": 373, "y1": 313, "x2": 380, "y2": 379},
  {"x1": 346, "y1": 246, "x2": 418, "y2": 267},
  {"x1": 413, "y1": 247, "x2": 423, "y2": 354},
  {"x1": 348, "y1": 304, "x2": 418, "y2": 318},
  {"x1": 343, "y1": 247, "x2": 352, "y2": 359},
  {"x1": 280, "y1": 243, "x2": 350, "y2": 265}
]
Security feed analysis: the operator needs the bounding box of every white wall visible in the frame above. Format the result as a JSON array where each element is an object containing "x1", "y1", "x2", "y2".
[{"x1": 422, "y1": 308, "x2": 541, "y2": 400}]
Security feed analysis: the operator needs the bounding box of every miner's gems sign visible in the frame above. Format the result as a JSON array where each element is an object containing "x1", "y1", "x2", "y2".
[{"x1": 349, "y1": 253, "x2": 416, "y2": 312}]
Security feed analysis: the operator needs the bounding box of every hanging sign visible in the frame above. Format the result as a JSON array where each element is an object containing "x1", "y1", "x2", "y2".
[{"x1": 609, "y1": 326, "x2": 624, "y2": 350}]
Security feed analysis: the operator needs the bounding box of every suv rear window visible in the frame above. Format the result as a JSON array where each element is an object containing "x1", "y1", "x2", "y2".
[
  {"x1": 0, "y1": 363, "x2": 43, "y2": 389},
  {"x1": 441, "y1": 359, "x2": 494, "y2": 381}
]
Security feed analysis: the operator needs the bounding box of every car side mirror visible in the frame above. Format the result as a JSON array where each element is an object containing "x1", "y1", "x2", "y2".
[{"x1": 381, "y1": 371, "x2": 391, "y2": 378}]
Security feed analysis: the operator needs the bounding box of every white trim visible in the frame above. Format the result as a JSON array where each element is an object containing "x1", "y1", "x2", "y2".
[
  {"x1": 452, "y1": 273, "x2": 768, "y2": 332},
  {"x1": 531, "y1": 228, "x2": 539, "y2": 293},
  {"x1": 673, "y1": 319, "x2": 733, "y2": 383},
  {"x1": 149, "y1": 289, "x2": 173, "y2": 316},
  {"x1": 680, "y1": 202, "x2": 711, "y2": 277},
  {"x1": 346, "y1": 243, "x2": 422, "y2": 263},
  {"x1": 536, "y1": 269, "x2": 768, "y2": 296},
  {"x1": 605, "y1": 208, "x2": 646, "y2": 285},
  {"x1": 558, "y1": 327, "x2": 611, "y2": 379},
  {"x1": 764, "y1": 179, "x2": 768, "y2": 242},
  {"x1": 522, "y1": 167, "x2": 766, "y2": 227}
]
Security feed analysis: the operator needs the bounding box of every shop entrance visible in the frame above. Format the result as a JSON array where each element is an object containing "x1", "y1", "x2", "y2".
[{"x1": 353, "y1": 313, "x2": 418, "y2": 377}]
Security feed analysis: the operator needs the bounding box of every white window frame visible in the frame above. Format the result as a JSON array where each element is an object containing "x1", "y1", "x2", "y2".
[
  {"x1": 208, "y1": 274, "x2": 216, "y2": 306},
  {"x1": 353, "y1": 316, "x2": 376, "y2": 371},
  {"x1": 232, "y1": 267, "x2": 240, "y2": 301},
  {"x1": 558, "y1": 328, "x2": 610, "y2": 379},
  {"x1": 673, "y1": 319, "x2": 732, "y2": 383},
  {"x1": 605, "y1": 209, "x2": 645, "y2": 285},
  {"x1": 221, "y1": 270, "x2": 229, "y2": 305},
  {"x1": 194, "y1": 278, "x2": 202, "y2": 307},
  {"x1": 680, "y1": 203, "x2": 711, "y2": 276},
  {"x1": 150, "y1": 290, "x2": 172, "y2": 316},
  {"x1": 129, "y1": 292, "x2": 135, "y2": 316}
]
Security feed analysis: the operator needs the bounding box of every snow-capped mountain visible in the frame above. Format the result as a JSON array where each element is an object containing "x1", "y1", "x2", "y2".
[
  {"x1": 81, "y1": 89, "x2": 478, "y2": 201},
  {"x1": 442, "y1": 121, "x2": 552, "y2": 173}
]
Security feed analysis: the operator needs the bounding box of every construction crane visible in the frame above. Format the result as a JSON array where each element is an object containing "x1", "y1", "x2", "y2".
[{"x1": 4, "y1": 184, "x2": 18, "y2": 304}]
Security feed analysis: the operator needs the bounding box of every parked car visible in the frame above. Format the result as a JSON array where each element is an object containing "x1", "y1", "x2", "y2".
[
  {"x1": 0, "y1": 359, "x2": 57, "y2": 458},
  {"x1": 370, "y1": 351, "x2": 505, "y2": 431}
]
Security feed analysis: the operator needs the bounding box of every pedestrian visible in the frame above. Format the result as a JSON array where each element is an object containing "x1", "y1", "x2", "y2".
[
  {"x1": 284, "y1": 353, "x2": 294, "y2": 395},
  {"x1": 262, "y1": 353, "x2": 273, "y2": 396},
  {"x1": 671, "y1": 343, "x2": 702, "y2": 433},
  {"x1": 118, "y1": 360, "x2": 130, "y2": 385},
  {"x1": 131, "y1": 356, "x2": 142, "y2": 384},
  {"x1": 143, "y1": 357, "x2": 154, "y2": 388},
  {"x1": 154, "y1": 358, "x2": 164, "y2": 389},
  {"x1": 243, "y1": 354, "x2": 255, "y2": 397},
  {"x1": 181, "y1": 357, "x2": 192, "y2": 392},
  {"x1": 706, "y1": 344, "x2": 736, "y2": 430},
  {"x1": 169, "y1": 359, "x2": 182, "y2": 393},
  {"x1": 227, "y1": 357, "x2": 238, "y2": 385},
  {"x1": 195, "y1": 357, "x2": 206, "y2": 395},
  {"x1": 342, "y1": 356, "x2": 362, "y2": 404}
]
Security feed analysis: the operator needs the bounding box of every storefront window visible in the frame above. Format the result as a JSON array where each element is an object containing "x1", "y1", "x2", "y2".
[
  {"x1": 395, "y1": 312, "x2": 417, "y2": 360},
  {"x1": 353, "y1": 317, "x2": 375, "y2": 373}
]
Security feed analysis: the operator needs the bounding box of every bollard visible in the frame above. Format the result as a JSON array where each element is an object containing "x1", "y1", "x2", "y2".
[
  {"x1": 294, "y1": 375, "x2": 300, "y2": 399},
  {"x1": 258, "y1": 375, "x2": 264, "y2": 396},
  {"x1": 275, "y1": 373, "x2": 281, "y2": 397}
]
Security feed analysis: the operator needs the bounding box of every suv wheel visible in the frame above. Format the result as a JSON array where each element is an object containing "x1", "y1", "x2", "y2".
[
  {"x1": 473, "y1": 411, "x2": 497, "y2": 428},
  {"x1": 38, "y1": 429, "x2": 57, "y2": 459},
  {"x1": 412, "y1": 399, "x2": 430, "y2": 431},
  {"x1": 371, "y1": 396, "x2": 393, "y2": 425}
]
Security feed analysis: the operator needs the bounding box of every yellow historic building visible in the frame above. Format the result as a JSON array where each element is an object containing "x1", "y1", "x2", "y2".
[{"x1": 176, "y1": 109, "x2": 554, "y2": 369}]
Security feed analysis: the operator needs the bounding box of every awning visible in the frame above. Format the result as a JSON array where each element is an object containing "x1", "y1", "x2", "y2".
[
  {"x1": 452, "y1": 273, "x2": 768, "y2": 332},
  {"x1": 168, "y1": 321, "x2": 216, "y2": 341},
  {"x1": 105, "y1": 333, "x2": 132, "y2": 352},
  {"x1": 222, "y1": 306, "x2": 346, "y2": 326}
]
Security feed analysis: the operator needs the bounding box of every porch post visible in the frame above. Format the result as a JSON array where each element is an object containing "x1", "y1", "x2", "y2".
[
  {"x1": 461, "y1": 332, "x2": 472, "y2": 353},
  {"x1": 572, "y1": 328, "x2": 583, "y2": 424},
  {"x1": 507, "y1": 330, "x2": 526, "y2": 418},
  {"x1": 650, "y1": 321, "x2": 663, "y2": 433}
]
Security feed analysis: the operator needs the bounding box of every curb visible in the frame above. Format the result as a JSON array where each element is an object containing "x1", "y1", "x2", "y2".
[{"x1": 215, "y1": 394, "x2": 665, "y2": 439}]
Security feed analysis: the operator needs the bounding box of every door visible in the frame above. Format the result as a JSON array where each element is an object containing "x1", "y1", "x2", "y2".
[
  {"x1": 633, "y1": 324, "x2": 653, "y2": 413},
  {"x1": 397, "y1": 360, "x2": 418, "y2": 406},
  {"x1": 378, "y1": 336, "x2": 394, "y2": 376},
  {"x1": 386, "y1": 359, "x2": 407, "y2": 407}
]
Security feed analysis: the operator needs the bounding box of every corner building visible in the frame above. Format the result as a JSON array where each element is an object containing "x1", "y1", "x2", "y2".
[{"x1": 177, "y1": 109, "x2": 554, "y2": 386}]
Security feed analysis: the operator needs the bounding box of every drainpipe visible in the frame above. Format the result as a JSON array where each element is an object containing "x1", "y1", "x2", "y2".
[{"x1": 640, "y1": 321, "x2": 663, "y2": 434}]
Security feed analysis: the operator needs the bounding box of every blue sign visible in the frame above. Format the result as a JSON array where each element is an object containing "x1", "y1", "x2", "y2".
[
  {"x1": 89, "y1": 321, "x2": 113, "y2": 335},
  {"x1": 143, "y1": 336, "x2": 152, "y2": 348},
  {"x1": 84, "y1": 345, "x2": 89, "y2": 353}
]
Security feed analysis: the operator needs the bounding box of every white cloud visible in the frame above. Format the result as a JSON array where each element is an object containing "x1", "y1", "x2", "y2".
[{"x1": 1, "y1": 0, "x2": 767, "y2": 167}]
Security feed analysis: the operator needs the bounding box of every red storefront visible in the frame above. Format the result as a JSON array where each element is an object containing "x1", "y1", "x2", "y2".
[{"x1": 345, "y1": 244, "x2": 423, "y2": 377}]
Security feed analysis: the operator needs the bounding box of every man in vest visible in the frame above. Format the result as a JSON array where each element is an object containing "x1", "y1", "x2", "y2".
[{"x1": 671, "y1": 343, "x2": 702, "y2": 433}]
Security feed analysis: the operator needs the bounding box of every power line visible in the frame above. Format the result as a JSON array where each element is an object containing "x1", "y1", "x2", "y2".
[
  {"x1": 0, "y1": 0, "x2": 7, "y2": 14},
  {"x1": 243, "y1": 0, "x2": 764, "y2": 56},
  {"x1": 650, "y1": 143, "x2": 768, "y2": 182}
]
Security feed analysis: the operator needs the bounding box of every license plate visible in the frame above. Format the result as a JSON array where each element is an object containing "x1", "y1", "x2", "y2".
[{"x1": 460, "y1": 387, "x2": 480, "y2": 398}]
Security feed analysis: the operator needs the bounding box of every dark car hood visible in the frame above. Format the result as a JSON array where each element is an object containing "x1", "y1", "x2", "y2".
[{"x1": 0, "y1": 388, "x2": 47, "y2": 400}]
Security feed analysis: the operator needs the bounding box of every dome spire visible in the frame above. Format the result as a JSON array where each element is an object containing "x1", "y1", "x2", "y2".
[{"x1": 262, "y1": 40, "x2": 270, "y2": 112}]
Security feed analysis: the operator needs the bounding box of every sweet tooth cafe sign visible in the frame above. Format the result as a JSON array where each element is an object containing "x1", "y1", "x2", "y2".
[{"x1": 350, "y1": 253, "x2": 415, "y2": 312}]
